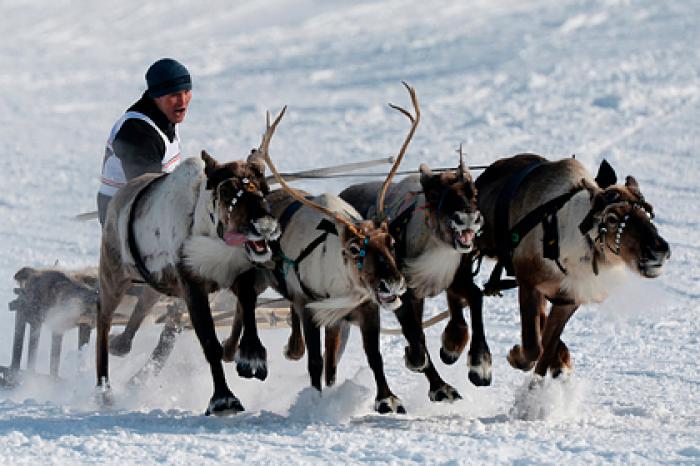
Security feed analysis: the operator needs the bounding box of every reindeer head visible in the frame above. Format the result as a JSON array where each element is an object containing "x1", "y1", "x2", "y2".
[
  {"x1": 203, "y1": 149, "x2": 280, "y2": 263},
  {"x1": 418, "y1": 155, "x2": 482, "y2": 253},
  {"x1": 342, "y1": 220, "x2": 406, "y2": 311},
  {"x1": 580, "y1": 160, "x2": 670, "y2": 278}
]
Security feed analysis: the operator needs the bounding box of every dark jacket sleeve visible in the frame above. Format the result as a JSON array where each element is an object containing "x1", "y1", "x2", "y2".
[{"x1": 112, "y1": 119, "x2": 165, "y2": 181}]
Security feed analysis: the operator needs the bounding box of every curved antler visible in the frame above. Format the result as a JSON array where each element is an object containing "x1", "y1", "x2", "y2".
[
  {"x1": 258, "y1": 107, "x2": 366, "y2": 239},
  {"x1": 457, "y1": 143, "x2": 465, "y2": 181},
  {"x1": 376, "y1": 82, "x2": 421, "y2": 219}
]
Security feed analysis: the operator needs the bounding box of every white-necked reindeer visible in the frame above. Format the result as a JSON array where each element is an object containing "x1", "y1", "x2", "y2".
[
  {"x1": 96, "y1": 113, "x2": 285, "y2": 416},
  {"x1": 224, "y1": 85, "x2": 419, "y2": 413},
  {"x1": 474, "y1": 154, "x2": 670, "y2": 379},
  {"x1": 337, "y1": 150, "x2": 486, "y2": 402}
]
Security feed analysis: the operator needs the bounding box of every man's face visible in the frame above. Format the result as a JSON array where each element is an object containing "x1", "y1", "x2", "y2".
[{"x1": 154, "y1": 89, "x2": 192, "y2": 124}]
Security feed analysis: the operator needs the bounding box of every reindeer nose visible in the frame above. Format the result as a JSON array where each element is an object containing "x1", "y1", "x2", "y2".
[{"x1": 650, "y1": 236, "x2": 670, "y2": 261}]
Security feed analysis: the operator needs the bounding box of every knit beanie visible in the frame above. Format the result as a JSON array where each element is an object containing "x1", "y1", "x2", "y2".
[{"x1": 145, "y1": 58, "x2": 192, "y2": 98}]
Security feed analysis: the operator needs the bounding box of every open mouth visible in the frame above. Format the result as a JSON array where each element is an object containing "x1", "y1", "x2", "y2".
[
  {"x1": 222, "y1": 231, "x2": 270, "y2": 260},
  {"x1": 377, "y1": 292, "x2": 402, "y2": 311},
  {"x1": 453, "y1": 228, "x2": 476, "y2": 252}
]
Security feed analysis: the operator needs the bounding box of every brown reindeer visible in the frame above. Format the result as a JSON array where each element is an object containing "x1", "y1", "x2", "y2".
[
  {"x1": 474, "y1": 153, "x2": 670, "y2": 378},
  {"x1": 336, "y1": 152, "x2": 486, "y2": 403},
  {"x1": 96, "y1": 110, "x2": 285, "y2": 415},
  {"x1": 223, "y1": 85, "x2": 418, "y2": 413}
]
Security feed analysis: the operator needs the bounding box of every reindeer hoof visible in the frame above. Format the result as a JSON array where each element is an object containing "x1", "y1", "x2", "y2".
[
  {"x1": 429, "y1": 384, "x2": 462, "y2": 403},
  {"x1": 507, "y1": 345, "x2": 536, "y2": 372},
  {"x1": 205, "y1": 393, "x2": 244, "y2": 416},
  {"x1": 374, "y1": 396, "x2": 406, "y2": 414},
  {"x1": 440, "y1": 347, "x2": 461, "y2": 365},
  {"x1": 221, "y1": 337, "x2": 238, "y2": 363},
  {"x1": 468, "y1": 350, "x2": 493, "y2": 386},
  {"x1": 283, "y1": 342, "x2": 305, "y2": 361},
  {"x1": 235, "y1": 337, "x2": 268, "y2": 380},
  {"x1": 108, "y1": 333, "x2": 133, "y2": 357},
  {"x1": 94, "y1": 383, "x2": 114, "y2": 407},
  {"x1": 404, "y1": 346, "x2": 429, "y2": 372}
]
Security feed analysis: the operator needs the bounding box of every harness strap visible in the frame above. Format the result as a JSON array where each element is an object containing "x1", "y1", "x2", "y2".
[
  {"x1": 494, "y1": 160, "x2": 545, "y2": 275},
  {"x1": 487, "y1": 160, "x2": 584, "y2": 294},
  {"x1": 273, "y1": 200, "x2": 340, "y2": 301},
  {"x1": 127, "y1": 174, "x2": 172, "y2": 296}
]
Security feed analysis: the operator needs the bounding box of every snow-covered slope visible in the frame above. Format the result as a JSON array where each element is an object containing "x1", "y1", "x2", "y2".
[{"x1": 0, "y1": 0, "x2": 698, "y2": 463}]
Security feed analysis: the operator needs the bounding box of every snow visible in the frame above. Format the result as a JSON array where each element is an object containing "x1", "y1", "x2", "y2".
[{"x1": 1, "y1": 0, "x2": 699, "y2": 463}]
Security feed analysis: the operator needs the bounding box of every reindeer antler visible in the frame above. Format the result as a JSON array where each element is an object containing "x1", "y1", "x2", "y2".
[
  {"x1": 457, "y1": 143, "x2": 465, "y2": 181},
  {"x1": 376, "y1": 82, "x2": 421, "y2": 219},
  {"x1": 259, "y1": 107, "x2": 366, "y2": 239}
]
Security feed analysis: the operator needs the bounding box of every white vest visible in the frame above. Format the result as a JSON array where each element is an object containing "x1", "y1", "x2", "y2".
[{"x1": 98, "y1": 111, "x2": 182, "y2": 197}]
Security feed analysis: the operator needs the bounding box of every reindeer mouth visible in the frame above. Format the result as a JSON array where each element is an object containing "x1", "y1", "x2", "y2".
[
  {"x1": 222, "y1": 230, "x2": 271, "y2": 262},
  {"x1": 244, "y1": 237, "x2": 272, "y2": 262},
  {"x1": 638, "y1": 259, "x2": 664, "y2": 278},
  {"x1": 376, "y1": 279, "x2": 406, "y2": 311},
  {"x1": 377, "y1": 292, "x2": 402, "y2": 311},
  {"x1": 452, "y1": 228, "x2": 476, "y2": 252}
]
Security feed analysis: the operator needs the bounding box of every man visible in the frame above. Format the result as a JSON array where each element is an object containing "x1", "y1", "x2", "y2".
[{"x1": 97, "y1": 58, "x2": 192, "y2": 225}]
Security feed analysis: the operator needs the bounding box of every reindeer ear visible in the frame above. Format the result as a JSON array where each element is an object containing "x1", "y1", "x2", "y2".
[
  {"x1": 595, "y1": 159, "x2": 617, "y2": 189},
  {"x1": 625, "y1": 175, "x2": 642, "y2": 198},
  {"x1": 419, "y1": 163, "x2": 433, "y2": 184},
  {"x1": 625, "y1": 175, "x2": 639, "y2": 191},
  {"x1": 202, "y1": 150, "x2": 219, "y2": 190}
]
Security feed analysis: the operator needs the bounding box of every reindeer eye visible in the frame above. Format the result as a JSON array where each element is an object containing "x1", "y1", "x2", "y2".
[
  {"x1": 605, "y1": 213, "x2": 619, "y2": 225},
  {"x1": 348, "y1": 243, "x2": 362, "y2": 256}
]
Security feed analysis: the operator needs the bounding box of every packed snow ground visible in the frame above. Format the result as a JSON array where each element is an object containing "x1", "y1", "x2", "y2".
[{"x1": 1, "y1": 0, "x2": 698, "y2": 463}]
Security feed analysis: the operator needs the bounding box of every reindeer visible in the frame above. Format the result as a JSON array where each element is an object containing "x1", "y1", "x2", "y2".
[
  {"x1": 223, "y1": 85, "x2": 419, "y2": 413},
  {"x1": 474, "y1": 153, "x2": 670, "y2": 378},
  {"x1": 9, "y1": 266, "x2": 98, "y2": 377},
  {"x1": 334, "y1": 147, "x2": 486, "y2": 402},
  {"x1": 96, "y1": 111, "x2": 284, "y2": 416}
]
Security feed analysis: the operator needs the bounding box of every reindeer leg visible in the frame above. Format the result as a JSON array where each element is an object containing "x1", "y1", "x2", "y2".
[
  {"x1": 222, "y1": 302, "x2": 243, "y2": 363},
  {"x1": 96, "y1": 280, "x2": 126, "y2": 394},
  {"x1": 301, "y1": 307, "x2": 323, "y2": 391},
  {"x1": 400, "y1": 290, "x2": 460, "y2": 402},
  {"x1": 129, "y1": 307, "x2": 183, "y2": 385},
  {"x1": 355, "y1": 303, "x2": 405, "y2": 414},
  {"x1": 11, "y1": 311, "x2": 27, "y2": 370},
  {"x1": 323, "y1": 322, "x2": 342, "y2": 387},
  {"x1": 50, "y1": 332, "x2": 63, "y2": 378},
  {"x1": 26, "y1": 323, "x2": 42, "y2": 372},
  {"x1": 284, "y1": 304, "x2": 305, "y2": 360},
  {"x1": 180, "y1": 271, "x2": 243, "y2": 416},
  {"x1": 440, "y1": 257, "x2": 471, "y2": 365},
  {"x1": 395, "y1": 289, "x2": 429, "y2": 372},
  {"x1": 231, "y1": 269, "x2": 267, "y2": 381},
  {"x1": 78, "y1": 323, "x2": 91, "y2": 350},
  {"x1": 534, "y1": 302, "x2": 578, "y2": 378},
  {"x1": 109, "y1": 285, "x2": 160, "y2": 357},
  {"x1": 464, "y1": 280, "x2": 492, "y2": 386},
  {"x1": 508, "y1": 285, "x2": 546, "y2": 371}
]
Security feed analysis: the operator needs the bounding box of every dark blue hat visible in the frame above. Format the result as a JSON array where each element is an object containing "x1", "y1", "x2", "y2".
[{"x1": 145, "y1": 58, "x2": 192, "y2": 98}]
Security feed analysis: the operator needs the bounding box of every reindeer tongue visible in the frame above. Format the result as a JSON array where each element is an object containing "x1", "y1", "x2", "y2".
[
  {"x1": 460, "y1": 230, "x2": 475, "y2": 245},
  {"x1": 223, "y1": 231, "x2": 247, "y2": 247}
]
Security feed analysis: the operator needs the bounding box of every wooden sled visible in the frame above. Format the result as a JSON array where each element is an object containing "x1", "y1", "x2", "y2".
[{"x1": 6, "y1": 272, "x2": 292, "y2": 386}]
